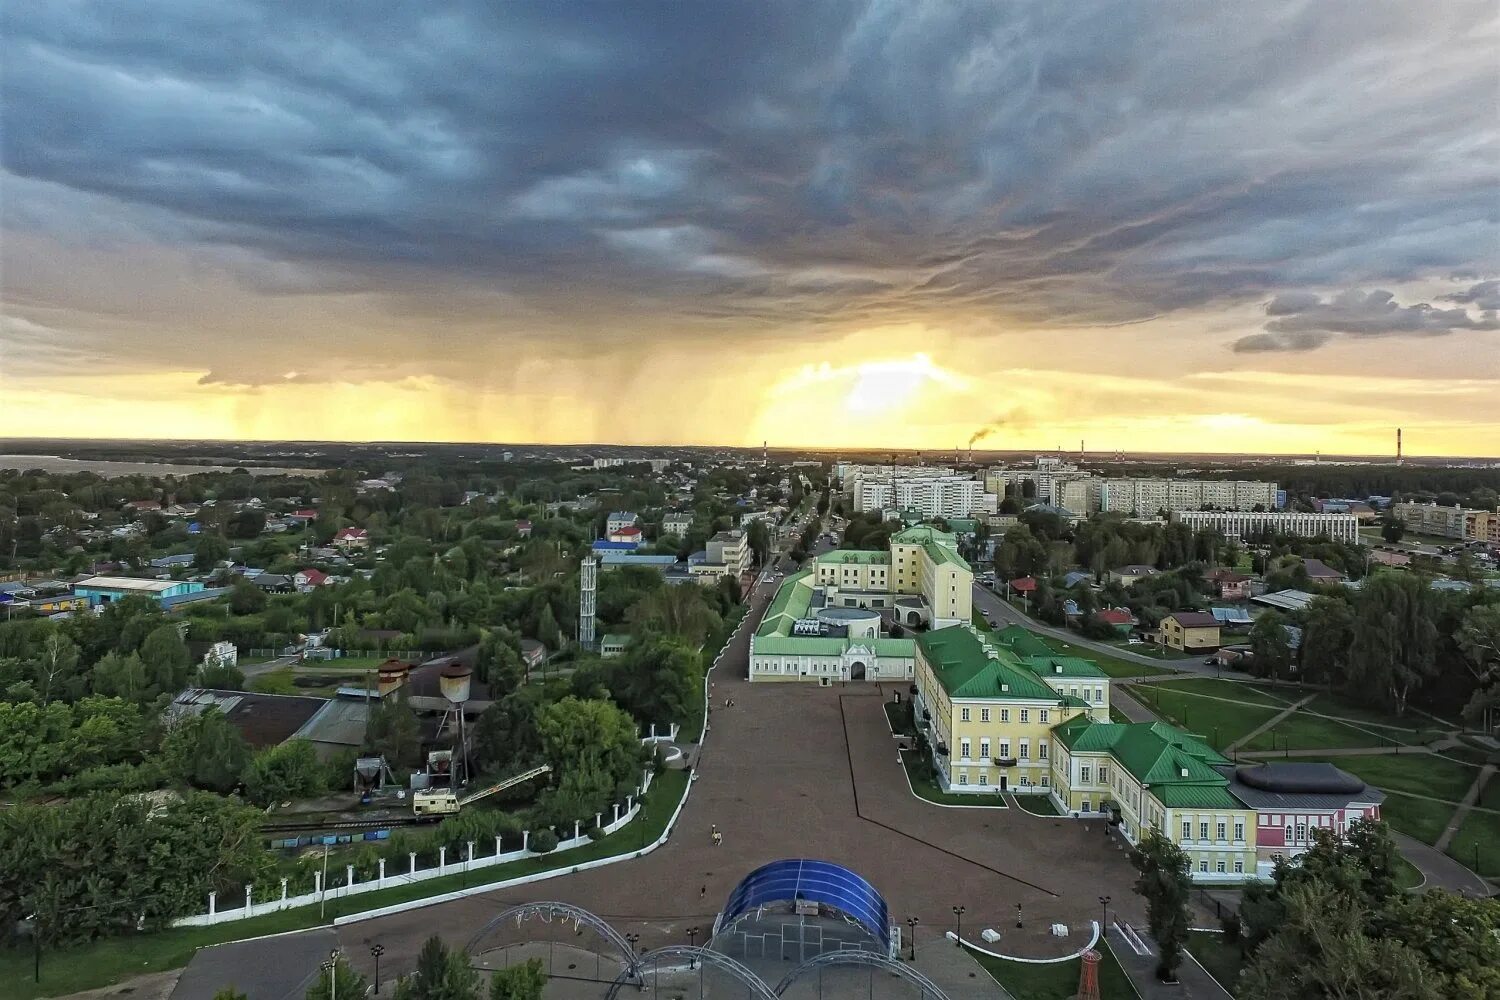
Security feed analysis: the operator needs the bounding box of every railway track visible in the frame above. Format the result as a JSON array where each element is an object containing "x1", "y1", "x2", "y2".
[{"x1": 260, "y1": 815, "x2": 428, "y2": 835}]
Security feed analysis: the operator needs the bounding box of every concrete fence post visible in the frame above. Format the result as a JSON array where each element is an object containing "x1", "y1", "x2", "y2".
[
  {"x1": 346, "y1": 864, "x2": 354, "y2": 894},
  {"x1": 208, "y1": 891, "x2": 217, "y2": 920},
  {"x1": 409, "y1": 852, "x2": 417, "y2": 876},
  {"x1": 466, "y1": 841, "x2": 474, "y2": 868},
  {"x1": 245, "y1": 885, "x2": 253, "y2": 914},
  {"x1": 378, "y1": 858, "x2": 386, "y2": 887},
  {"x1": 613, "y1": 803, "x2": 621, "y2": 824},
  {"x1": 280, "y1": 878, "x2": 288, "y2": 904},
  {"x1": 595, "y1": 812, "x2": 602, "y2": 829},
  {"x1": 313, "y1": 872, "x2": 322, "y2": 898},
  {"x1": 439, "y1": 846, "x2": 446, "y2": 874},
  {"x1": 626, "y1": 794, "x2": 634, "y2": 813},
  {"x1": 574, "y1": 820, "x2": 581, "y2": 840},
  {"x1": 495, "y1": 835, "x2": 503, "y2": 856},
  {"x1": 522, "y1": 830, "x2": 530, "y2": 852}
]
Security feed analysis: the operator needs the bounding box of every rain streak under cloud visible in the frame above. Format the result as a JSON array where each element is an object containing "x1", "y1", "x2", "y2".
[{"x1": 1, "y1": 1, "x2": 1497, "y2": 453}]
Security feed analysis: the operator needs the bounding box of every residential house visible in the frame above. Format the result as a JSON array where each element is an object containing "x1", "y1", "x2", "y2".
[
  {"x1": 1109, "y1": 564, "x2": 1159, "y2": 586},
  {"x1": 293, "y1": 568, "x2": 329, "y2": 592},
  {"x1": 1300, "y1": 558, "x2": 1344, "y2": 584},
  {"x1": 1156, "y1": 611, "x2": 1221, "y2": 652},
  {"x1": 515, "y1": 519, "x2": 533, "y2": 538},
  {"x1": 662, "y1": 512, "x2": 694, "y2": 537},
  {"x1": 252, "y1": 573, "x2": 295, "y2": 594},
  {"x1": 1204, "y1": 568, "x2": 1252, "y2": 601},
  {"x1": 333, "y1": 527, "x2": 370, "y2": 551},
  {"x1": 607, "y1": 524, "x2": 644, "y2": 544},
  {"x1": 520, "y1": 639, "x2": 547, "y2": 673},
  {"x1": 600, "y1": 634, "x2": 630, "y2": 658},
  {"x1": 1093, "y1": 608, "x2": 1137, "y2": 634}
]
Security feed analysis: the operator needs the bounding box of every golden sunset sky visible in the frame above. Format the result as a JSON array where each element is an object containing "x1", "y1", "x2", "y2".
[{"x1": 3, "y1": 3, "x2": 1497, "y2": 455}]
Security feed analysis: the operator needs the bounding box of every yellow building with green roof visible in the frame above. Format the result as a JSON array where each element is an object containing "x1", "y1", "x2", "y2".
[{"x1": 912, "y1": 625, "x2": 1109, "y2": 795}]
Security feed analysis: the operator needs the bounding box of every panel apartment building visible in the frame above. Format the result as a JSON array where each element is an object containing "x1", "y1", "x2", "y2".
[
  {"x1": 1097, "y1": 478, "x2": 1278, "y2": 516},
  {"x1": 1392, "y1": 501, "x2": 1500, "y2": 543},
  {"x1": 1171, "y1": 510, "x2": 1360, "y2": 544},
  {"x1": 845, "y1": 471, "x2": 995, "y2": 519}
]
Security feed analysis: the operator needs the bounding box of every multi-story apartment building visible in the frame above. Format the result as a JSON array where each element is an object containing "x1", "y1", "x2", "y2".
[
  {"x1": 1058, "y1": 477, "x2": 1103, "y2": 514},
  {"x1": 1171, "y1": 510, "x2": 1360, "y2": 544},
  {"x1": 1391, "y1": 501, "x2": 1498, "y2": 541},
  {"x1": 1097, "y1": 478, "x2": 1277, "y2": 516},
  {"x1": 691, "y1": 529, "x2": 753, "y2": 581},
  {"x1": 848, "y1": 473, "x2": 994, "y2": 518},
  {"x1": 984, "y1": 458, "x2": 1092, "y2": 507},
  {"x1": 662, "y1": 512, "x2": 694, "y2": 536}
]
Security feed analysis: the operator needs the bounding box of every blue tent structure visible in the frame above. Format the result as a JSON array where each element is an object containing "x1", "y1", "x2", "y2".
[{"x1": 716, "y1": 859, "x2": 891, "y2": 952}]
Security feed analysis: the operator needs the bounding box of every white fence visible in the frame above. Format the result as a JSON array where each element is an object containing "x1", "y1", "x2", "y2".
[{"x1": 174, "y1": 771, "x2": 655, "y2": 928}]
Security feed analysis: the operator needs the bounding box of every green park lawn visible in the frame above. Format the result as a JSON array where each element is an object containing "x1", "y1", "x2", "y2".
[
  {"x1": 1447, "y1": 808, "x2": 1500, "y2": 878},
  {"x1": 899, "y1": 751, "x2": 1008, "y2": 808},
  {"x1": 1187, "y1": 931, "x2": 1244, "y2": 996},
  {"x1": 1125, "y1": 686, "x2": 1280, "y2": 751},
  {"x1": 1375, "y1": 792, "x2": 1456, "y2": 846},
  {"x1": 1037, "y1": 637, "x2": 1175, "y2": 679},
  {"x1": 1323, "y1": 754, "x2": 1479, "y2": 803},
  {"x1": 1146, "y1": 678, "x2": 1289, "y2": 706},
  {"x1": 968, "y1": 942, "x2": 1139, "y2": 1000},
  {"x1": 1301, "y1": 693, "x2": 1452, "y2": 743},
  {"x1": 1108, "y1": 705, "x2": 1132, "y2": 724},
  {"x1": 1013, "y1": 794, "x2": 1061, "y2": 816},
  {"x1": 1242, "y1": 713, "x2": 1392, "y2": 752},
  {"x1": 884, "y1": 700, "x2": 918, "y2": 737},
  {"x1": 0, "y1": 769, "x2": 691, "y2": 1000}
]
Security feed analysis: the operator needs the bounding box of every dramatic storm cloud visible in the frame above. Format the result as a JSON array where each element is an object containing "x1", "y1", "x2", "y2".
[{"x1": 1, "y1": 1, "x2": 1497, "y2": 453}]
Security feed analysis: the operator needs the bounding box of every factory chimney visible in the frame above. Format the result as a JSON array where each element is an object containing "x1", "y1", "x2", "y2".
[{"x1": 1396, "y1": 428, "x2": 1403, "y2": 465}]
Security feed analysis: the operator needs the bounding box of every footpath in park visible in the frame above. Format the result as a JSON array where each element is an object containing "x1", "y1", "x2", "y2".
[
  {"x1": 1108, "y1": 923, "x2": 1232, "y2": 1000},
  {"x1": 1224, "y1": 694, "x2": 1316, "y2": 754},
  {"x1": 1436, "y1": 763, "x2": 1497, "y2": 853}
]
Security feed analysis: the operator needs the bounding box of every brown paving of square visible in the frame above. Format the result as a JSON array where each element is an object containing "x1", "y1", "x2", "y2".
[{"x1": 338, "y1": 588, "x2": 1148, "y2": 984}]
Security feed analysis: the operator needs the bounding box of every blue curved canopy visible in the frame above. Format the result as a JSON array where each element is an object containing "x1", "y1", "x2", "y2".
[{"x1": 720, "y1": 859, "x2": 890, "y2": 948}]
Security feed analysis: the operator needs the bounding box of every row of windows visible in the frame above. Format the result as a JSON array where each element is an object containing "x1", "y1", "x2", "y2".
[
  {"x1": 1078, "y1": 765, "x2": 1109, "y2": 785},
  {"x1": 1180, "y1": 820, "x2": 1245, "y2": 843},
  {"x1": 959, "y1": 738, "x2": 1047, "y2": 761},
  {"x1": 1197, "y1": 859, "x2": 1244, "y2": 875},
  {"x1": 1060, "y1": 685, "x2": 1106, "y2": 704},
  {"x1": 961, "y1": 707, "x2": 1048, "y2": 723},
  {"x1": 956, "y1": 772, "x2": 1051, "y2": 788}
]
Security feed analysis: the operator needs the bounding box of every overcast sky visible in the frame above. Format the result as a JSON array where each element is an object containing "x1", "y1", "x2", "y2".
[{"x1": 2, "y1": 1, "x2": 1497, "y2": 454}]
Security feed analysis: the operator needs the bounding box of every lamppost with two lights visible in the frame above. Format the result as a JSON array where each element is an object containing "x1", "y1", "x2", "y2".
[
  {"x1": 906, "y1": 916, "x2": 919, "y2": 961},
  {"x1": 370, "y1": 944, "x2": 385, "y2": 994},
  {"x1": 951, "y1": 906, "x2": 965, "y2": 946}
]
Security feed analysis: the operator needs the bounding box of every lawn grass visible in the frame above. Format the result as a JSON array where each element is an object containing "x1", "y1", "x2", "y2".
[
  {"x1": 1478, "y1": 771, "x2": 1500, "y2": 811},
  {"x1": 1125, "y1": 686, "x2": 1280, "y2": 751},
  {"x1": 0, "y1": 769, "x2": 691, "y2": 1000},
  {"x1": 1322, "y1": 754, "x2": 1479, "y2": 802},
  {"x1": 898, "y1": 751, "x2": 1009, "y2": 808},
  {"x1": 1395, "y1": 854, "x2": 1426, "y2": 890},
  {"x1": 1243, "y1": 713, "x2": 1392, "y2": 752},
  {"x1": 1187, "y1": 930, "x2": 1243, "y2": 996},
  {"x1": 1109, "y1": 705, "x2": 1132, "y2": 724},
  {"x1": 1447, "y1": 808, "x2": 1500, "y2": 878},
  {"x1": 1302, "y1": 693, "x2": 1450, "y2": 741},
  {"x1": 1377, "y1": 792, "x2": 1456, "y2": 846},
  {"x1": 1147, "y1": 678, "x2": 1288, "y2": 706},
  {"x1": 249, "y1": 667, "x2": 297, "y2": 695},
  {"x1": 884, "y1": 700, "x2": 917, "y2": 737},
  {"x1": 1014, "y1": 794, "x2": 1061, "y2": 816},
  {"x1": 1037, "y1": 637, "x2": 1175, "y2": 679},
  {"x1": 967, "y1": 942, "x2": 1139, "y2": 1000}
]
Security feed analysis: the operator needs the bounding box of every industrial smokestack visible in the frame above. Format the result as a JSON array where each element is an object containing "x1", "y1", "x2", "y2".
[{"x1": 1397, "y1": 427, "x2": 1402, "y2": 464}]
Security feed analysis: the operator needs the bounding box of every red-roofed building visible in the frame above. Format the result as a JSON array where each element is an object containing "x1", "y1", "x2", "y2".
[
  {"x1": 333, "y1": 527, "x2": 370, "y2": 551},
  {"x1": 1008, "y1": 576, "x2": 1037, "y2": 594},
  {"x1": 294, "y1": 568, "x2": 329, "y2": 591},
  {"x1": 516, "y1": 519, "x2": 534, "y2": 538},
  {"x1": 289, "y1": 509, "x2": 319, "y2": 522},
  {"x1": 1094, "y1": 607, "x2": 1138, "y2": 634},
  {"x1": 607, "y1": 524, "x2": 644, "y2": 544},
  {"x1": 1205, "y1": 568, "x2": 1252, "y2": 600}
]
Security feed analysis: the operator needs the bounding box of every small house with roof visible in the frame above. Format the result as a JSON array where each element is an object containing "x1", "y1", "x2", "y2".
[{"x1": 1156, "y1": 611, "x2": 1221, "y2": 651}]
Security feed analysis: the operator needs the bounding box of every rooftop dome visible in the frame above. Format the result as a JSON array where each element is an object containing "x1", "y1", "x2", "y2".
[{"x1": 1235, "y1": 762, "x2": 1365, "y2": 796}]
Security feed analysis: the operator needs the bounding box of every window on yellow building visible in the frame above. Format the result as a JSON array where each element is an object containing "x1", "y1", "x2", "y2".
[
  {"x1": 1234, "y1": 821, "x2": 1244, "y2": 841},
  {"x1": 1040, "y1": 710, "x2": 1049, "y2": 723},
  {"x1": 1020, "y1": 709, "x2": 1029, "y2": 723},
  {"x1": 961, "y1": 707, "x2": 970, "y2": 722},
  {"x1": 980, "y1": 708, "x2": 990, "y2": 722}
]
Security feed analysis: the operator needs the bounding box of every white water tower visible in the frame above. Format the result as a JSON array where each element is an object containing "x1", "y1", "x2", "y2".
[{"x1": 439, "y1": 662, "x2": 473, "y2": 786}]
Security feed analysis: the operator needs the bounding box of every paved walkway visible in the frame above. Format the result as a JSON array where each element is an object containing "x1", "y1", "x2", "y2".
[
  {"x1": 1392, "y1": 832, "x2": 1493, "y2": 897},
  {"x1": 1107, "y1": 923, "x2": 1232, "y2": 999},
  {"x1": 1224, "y1": 695, "x2": 1316, "y2": 754},
  {"x1": 1236, "y1": 745, "x2": 1433, "y2": 759},
  {"x1": 1436, "y1": 763, "x2": 1498, "y2": 852},
  {"x1": 1110, "y1": 684, "x2": 1161, "y2": 724}
]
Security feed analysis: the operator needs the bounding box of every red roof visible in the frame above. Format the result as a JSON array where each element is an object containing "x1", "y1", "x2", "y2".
[
  {"x1": 1009, "y1": 576, "x2": 1037, "y2": 593},
  {"x1": 298, "y1": 568, "x2": 328, "y2": 586},
  {"x1": 292, "y1": 509, "x2": 318, "y2": 519},
  {"x1": 614, "y1": 525, "x2": 643, "y2": 537},
  {"x1": 334, "y1": 527, "x2": 368, "y2": 540},
  {"x1": 1096, "y1": 609, "x2": 1136, "y2": 625}
]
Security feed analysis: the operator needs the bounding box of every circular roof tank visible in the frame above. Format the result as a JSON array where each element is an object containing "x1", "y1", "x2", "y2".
[
  {"x1": 439, "y1": 662, "x2": 473, "y2": 704},
  {"x1": 815, "y1": 606, "x2": 882, "y2": 639}
]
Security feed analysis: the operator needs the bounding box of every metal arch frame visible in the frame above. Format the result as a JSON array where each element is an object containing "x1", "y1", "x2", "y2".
[
  {"x1": 772, "y1": 949, "x2": 953, "y2": 1000},
  {"x1": 463, "y1": 901, "x2": 641, "y2": 980},
  {"x1": 604, "y1": 946, "x2": 780, "y2": 1000}
]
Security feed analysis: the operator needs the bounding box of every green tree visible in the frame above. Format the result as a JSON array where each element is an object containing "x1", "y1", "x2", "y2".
[
  {"x1": 490, "y1": 958, "x2": 547, "y2": 1000},
  {"x1": 1298, "y1": 596, "x2": 1353, "y2": 687},
  {"x1": 242, "y1": 739, "x2": 324, "y2": 806},
  {"x1": 92, "y1": 651, "x2": 150, "y2": 702},
  {"x1": 1456, "y1": 603, "x2": 1500, "y2": 733},
  {"x1": 34, "y1": 631, "x2": 79, "y2": 705},
  {"x1": 162, "y1": 709, "x2": 250, "y2": 793},
  {"x1": 537, "y1": 696, "x2": 647, "y2": 820},
  {"x1": 1249, "y1": 611, "x2": 1293, "y2": 684},
  {"x1": 1129, "y1": 831, "x2": 1192, "y2": 981},
  {"x1": 393, "y1": 936, "x2": 480, "y2": 1000},
  {"x1": 536, "y1": 603, "x2": 565, "y2": 652},
  {"x1": 1379, "y1": 515, "x2": 1405, "y2": 543},
  {"x1": 746, "y1": 519, "x2": 771, "y2": 566},
  {"x1": 229, "y1": 578, "x2": 268, "y2": 615},
  {"x1": 213, "y1": 989, "x2": 249, "y2": 1000},
  {"x1": 1346, "y1": 572, "x2": 1437, "y2": 715},
  {"x1": 478, "y1": 627, "x2": 527, "y2": 693},
  {"x1": 194, "y1": 532, "x2": 231, "y2": 571},
  {"x1": 141, "y1": 622, "x2": 192, "y2": 692},
  {"x1": 304, "y1": 955, "x2": 369, "y2": 1000},
  {"x1": 364, "y1": 696, "x2": 422, "y2": 769}
]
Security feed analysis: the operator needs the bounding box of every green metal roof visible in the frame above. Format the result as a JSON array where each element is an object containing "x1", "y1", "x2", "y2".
[
  {"x1": 1051, "y1": 719, "x2": 1232, "y2": 797},
  {"x1": 1026, "y1": 655, "x2": 1108, "y2": 679},
  {"x1": 872, "y1": 638, "x2": 917, "y2": 657},
  {"x1": 992, "y1": 624, "x2": 1054, "y2": 658},
  {"x1": 816, "y1": 549, "x2": 891, "y2": 566},
  {"x1": 891, "y1": 525, "x2": 957, "y2": 547},
  {"x1": 1153, "y1": 786, "x2": 1242, "y2": 809},
  {"x1": 757, "y1": 570, "x2": 815, "y2": 637},
  {"x1": 922, "y1": 541, "x2": 969, "y2": 569},
  {"x1": 917, "y1": 626, "x2": 1060, "y2": 701},
  {"x1": 753, "y1": 635, "x2": 847, "y2": 656}
]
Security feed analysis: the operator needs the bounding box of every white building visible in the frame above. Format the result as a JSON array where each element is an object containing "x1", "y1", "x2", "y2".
[
  {"x1": 662, "y1": 512, "x2": 694, "y2": 536},
  {"x1": 1099, "y1": 479, "x2": 1277, "y2": 516},
  {"x1": 605, "y1": 511, "x2": 639, "y2": 533},
  {"x1": 847, "y1": 472, "x2": 994, "y2": 518},
  {"x1": 985, "y1": 458, "x2": 1091, "y2": 506},
  {"x1": 1171, "y1": 510, "x2": 1358, "y2": 544}
]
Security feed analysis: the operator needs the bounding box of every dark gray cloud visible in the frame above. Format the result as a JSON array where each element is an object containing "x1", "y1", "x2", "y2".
[
  {"x1": 1232, "y1": 287, "x2": 1500, "y2": 352},
  {"x1": 1, "y1": 0, "x2": 1497, "y2": 376}
]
